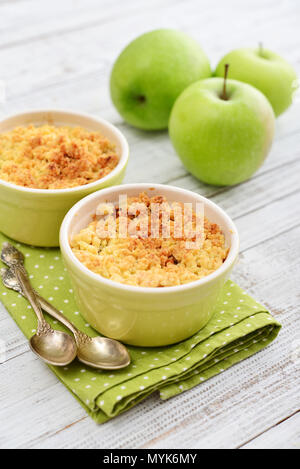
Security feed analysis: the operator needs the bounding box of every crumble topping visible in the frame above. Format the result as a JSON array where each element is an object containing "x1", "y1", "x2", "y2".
[
  {"x1": 71, "y1": 192, "x2": 228, "y2": 287},
  {"x1": 0, "y1": 124, "x2": 119, "y2": 189}
]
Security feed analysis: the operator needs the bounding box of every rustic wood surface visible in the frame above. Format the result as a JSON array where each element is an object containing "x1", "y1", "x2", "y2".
[{"x1": 0, "y1": 0, "x2": 299, "y2": 449}]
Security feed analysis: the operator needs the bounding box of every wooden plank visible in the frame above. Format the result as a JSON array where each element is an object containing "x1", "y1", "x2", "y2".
[
  {"x1": 0, "y1": 0, "x2": 297, "y2": 50},
  {"x1": 211, "y1": 160, "x2": 300, "y2": 220},
  {"x1": 0, "y1": 351, "x2": 87, "y2": 449},
  {"x1": 241, "y1": 412, "x2": 300, "y2": 449},
  {"x1": 235, "y1": 191, "x2": 300, "y2": 252},
  {"x1": 0, "y1": 0, "x2": 177, "y2": 48},
  {"x1": 0, "y1": 0, "x2": 299, "y2": 111}
]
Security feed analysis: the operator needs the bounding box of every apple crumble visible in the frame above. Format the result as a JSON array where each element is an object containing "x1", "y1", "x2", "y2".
[
  {"x1": 71, "y1": 192, "x2": 228, "y2": 287},
  {"x1": 0, "y1": 124, "x2": 119, "y2": 189}
]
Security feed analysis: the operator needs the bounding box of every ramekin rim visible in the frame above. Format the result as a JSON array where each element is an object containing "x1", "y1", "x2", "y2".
[
  {"x1": 0, "y1": 109, "x2": 129, "y2": 195},
  {"x1": 60, "y1": 183, "x2": 240, "y2": 295}
]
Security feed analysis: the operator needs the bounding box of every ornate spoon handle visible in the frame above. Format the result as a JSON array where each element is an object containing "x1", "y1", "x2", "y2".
[
  {"x1": 14, "y1": 265, "x2": 50, "y2": 335},
  {"x1": 36, "y1": 294, "x2": 92, "y2": 347}
]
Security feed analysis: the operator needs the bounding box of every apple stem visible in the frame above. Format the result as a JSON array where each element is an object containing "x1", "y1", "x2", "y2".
[
  {"x1": 259, "y1": 42, "x2": 263, "y2": 56},
  {"x1": 221, "y1": 63, "x2": 229, "y2": 101}
]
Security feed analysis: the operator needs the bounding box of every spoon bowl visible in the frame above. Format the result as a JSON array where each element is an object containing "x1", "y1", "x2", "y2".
[
  {"x1": 30, "y1": 330, "x2": 77, "y2": 366},
  {"x1": 77, "y1": 336, "x2": 131, "y2": 370}
]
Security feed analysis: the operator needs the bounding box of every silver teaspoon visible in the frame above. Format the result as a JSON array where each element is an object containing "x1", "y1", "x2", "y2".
[
  {"x1": 1, "y1": 243, "x2": 77, "y2": 366},
  {"x1": 1, "y1": 263, "x2": 130, "y2": 370}
]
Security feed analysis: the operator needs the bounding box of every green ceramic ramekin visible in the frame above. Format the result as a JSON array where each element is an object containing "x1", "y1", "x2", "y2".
[
  {"x1": 60, "y1": 184, "x2": 239, "y2": 347},
  {"x1": 0, "y1": 110, "x2": 129, "y2": 247}
]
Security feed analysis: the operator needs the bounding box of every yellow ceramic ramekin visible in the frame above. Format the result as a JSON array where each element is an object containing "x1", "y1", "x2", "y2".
[
  {"x1": 60, "y1": 184, "x2": 239, "y2": 347},
  {"x1": 0, "y1": 110, "x2": 129, "y2": 247}
]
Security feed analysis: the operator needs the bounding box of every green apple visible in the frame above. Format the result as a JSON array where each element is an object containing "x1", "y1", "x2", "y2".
[
  {"x1": 169, "y1": 77, "x2": 275, "y2": 186},
  {"x1": 215, "y1": 47, "x2": 298, "y2": 116},
  {"x1": 110, "y1": 29, "x2": 211, "y2": 130}
]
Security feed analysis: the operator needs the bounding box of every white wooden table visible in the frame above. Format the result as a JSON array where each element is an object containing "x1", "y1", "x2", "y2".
[{"x1": 0, "y1": 0, "x2": 299, "y2": 449}]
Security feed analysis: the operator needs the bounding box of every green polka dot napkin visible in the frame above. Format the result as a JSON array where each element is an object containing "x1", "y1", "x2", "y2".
[{"x1": 0, "y1": 233, "x2": 281, "y2": 424}]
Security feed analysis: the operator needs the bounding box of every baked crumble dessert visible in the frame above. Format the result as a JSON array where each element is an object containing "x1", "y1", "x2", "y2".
[
  {"x1": 71, "y1": 192, "x2": 228, "y2": 287},
  {"x1": 0, "y1": 124, "x2": 119, "y2": 189}
]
